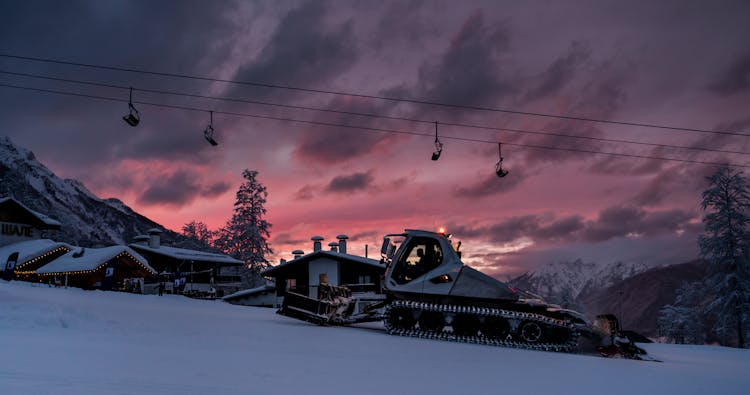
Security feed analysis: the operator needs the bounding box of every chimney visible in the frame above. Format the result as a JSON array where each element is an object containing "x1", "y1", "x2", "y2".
[
  {"x1": 312, "y1": 236, "x2": 324, "y2": 252},
  {"x1": 132, "y1": 235, "x2": 150, "y2": 246},
  {"x1": 328, "y1": 242, "x2": 339, "y2": 252},
  {"x1": 292, "y1": 249, "x2": 304, "y2": 259},
  {"x1": 147, "y1": 228, "x2": 163, "y2": 249},
  {"x1": 336, "y1": 234, "x2": 349, "y2": 254}
]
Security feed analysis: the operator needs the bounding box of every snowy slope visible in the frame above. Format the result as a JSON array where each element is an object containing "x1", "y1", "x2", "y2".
[
  {"x1": 0, "y1": 136, "x2": 173, "y2": 246},
  {"x1": 1, "y1": 281, "x2": 748, "y2": 395}
]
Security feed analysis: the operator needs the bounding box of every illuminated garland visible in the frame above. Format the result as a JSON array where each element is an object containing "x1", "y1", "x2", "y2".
[
  {"x1": 37, "y1": 251, "x2": 156, "y2": 277},
  {"x1": 15, "y1": 246, "x2": 71, "y2": 270}
]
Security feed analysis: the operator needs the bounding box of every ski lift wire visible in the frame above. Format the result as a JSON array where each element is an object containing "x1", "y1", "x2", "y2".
[
  {"x1": 1, "y1": 52, "x2": 748, "y2": 138},
  {"x1": 2, "y1": 68, "x2": 750, "y2": 157},
  {"x1": 0, "y1": 81, "x2": 748, "y2": 169}
]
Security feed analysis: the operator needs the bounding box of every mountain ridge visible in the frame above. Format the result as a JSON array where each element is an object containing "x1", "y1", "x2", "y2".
[{"x1": 0, "y1": 136, "x2": 178, "y2": 247}]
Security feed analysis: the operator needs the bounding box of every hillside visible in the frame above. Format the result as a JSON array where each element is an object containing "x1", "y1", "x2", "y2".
[
  {"x1": 581, "y1": 260, "x2": 708, "y2": 337},
  {"x1": 0, "y1": 136, "x2": 185, "y2": 246}
]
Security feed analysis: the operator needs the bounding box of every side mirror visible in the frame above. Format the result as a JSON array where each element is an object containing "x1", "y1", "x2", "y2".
[{"x1": 380, "y1": 237, "x2": 391, "y2": 255}]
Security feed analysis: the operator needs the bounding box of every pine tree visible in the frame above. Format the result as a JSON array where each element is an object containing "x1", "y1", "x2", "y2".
[
  {"x1": 215, "y1": 170, "x2": 273, "y2": 288},
  {"x1": 698, "y1": 167, "x2": 750, "y2": 348},
  {"x1": 658, "y1": 282, "x2": 705, "y2": 344},
  {"x1": 181, "y1": 220, "x2": 215, "y2": 250}
]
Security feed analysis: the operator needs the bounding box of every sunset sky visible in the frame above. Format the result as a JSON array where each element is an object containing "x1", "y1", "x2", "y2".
[{"x1": 1, "y1": 0, "x2": 749, "y2": 278}]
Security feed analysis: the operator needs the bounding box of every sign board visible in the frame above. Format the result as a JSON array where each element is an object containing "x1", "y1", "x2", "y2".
[
  {"x1": 0, "y1": 222, "x2": 38, "y2": 247},
  {"x1": 2, "y1": 252, "x2": 19, "y2": 281}
]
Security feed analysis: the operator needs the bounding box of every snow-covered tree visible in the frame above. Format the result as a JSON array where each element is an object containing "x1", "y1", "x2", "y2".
[
  {"x1": 181, "y1": 220, "x2": 215, "y2": 249},
  {"x1": 658, "y1": 282, "x2": 705, "y2": 344},
  {"x1": 216, "y1": 170, "x2": 273, "y2": 288},
  {"x1": 698, "y1": 167, "x2": 750, "y2": 348}
]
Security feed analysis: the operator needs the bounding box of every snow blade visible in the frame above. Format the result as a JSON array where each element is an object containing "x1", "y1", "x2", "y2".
[
  {"x1": 593, "y1": 314, "x2": 661, "y2": 362},
  {"x1": 277, "y1": 285, "x2": 355, "y2": 325}
]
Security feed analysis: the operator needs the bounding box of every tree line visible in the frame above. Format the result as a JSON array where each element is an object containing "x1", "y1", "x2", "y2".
[{"x1": 659, "y1": 167, "x2": 750, "y2": 348}]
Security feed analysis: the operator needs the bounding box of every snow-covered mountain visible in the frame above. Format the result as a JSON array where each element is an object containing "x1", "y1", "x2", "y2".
[
  {"x1": 0, "y1": 136, "x2": 174, "y2": 246},
  {"x1": 510, "y1": 258, "x2": 649, "y2": 305}
]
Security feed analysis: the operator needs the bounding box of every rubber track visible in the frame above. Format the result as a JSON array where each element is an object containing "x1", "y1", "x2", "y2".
[{"x1": 383, "y1": 300, "x2": 580, "y2": 353}]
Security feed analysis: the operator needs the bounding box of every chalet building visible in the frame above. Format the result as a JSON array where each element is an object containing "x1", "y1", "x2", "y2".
[
  {"x1": 250, "y1": 235, "x2": 386, "y2": 310},
  {"x1": 129, "y1": 229, "x2": 243, "y2": 295},
  {"x1": 0, "y1": 197, "x2": 61, "y2": 247},
  {"x1": 0, "y1": 239, "x2": 71, "y2": 281},
  {"x1": 36, "y1": 245, "x2": 155, "y2": 290}
]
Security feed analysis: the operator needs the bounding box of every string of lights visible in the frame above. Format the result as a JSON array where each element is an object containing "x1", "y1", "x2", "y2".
[
  {"x1": 1, "y1": 52, "x2": 748, "y2": 137},
  {"x1": 0, "y1": 81, "x2": 747, "y2": 169},
  {"x1": 2, "y1": 68, "x2": 749, "y2": 157}
]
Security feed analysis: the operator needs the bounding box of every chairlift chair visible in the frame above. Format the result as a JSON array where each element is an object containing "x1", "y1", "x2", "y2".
[{"x1": 122, "y1": 87, "x2": 140, "y2": 127}]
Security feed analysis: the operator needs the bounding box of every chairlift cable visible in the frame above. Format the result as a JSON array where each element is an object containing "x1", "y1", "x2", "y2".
[
  {"x1": 1, "y1": 69, "x2": 748, "y2": 157},
  {"x1": 0, "y1": 82, "x2": 747, "y2": 169},
  {"x1": 1, "y1": 53, "x2": 748, "y2": 138}
]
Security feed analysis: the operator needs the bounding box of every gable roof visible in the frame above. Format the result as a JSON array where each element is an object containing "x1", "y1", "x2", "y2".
[
  {"x1": 263, "y1": 250, "x2": 384, "y2": 277},
  {"x1": 0, "y1": 239, "x2": 71, "y2": 269},
  {"x1": 0, "y1": 197, "x2": 62, "y2": 229},
  {"x1": 129, "y1": 243, "x2": 243, "y2": 266},
  {"x1": 37, "y1": 245, "x2": 154, "y2": 275}
]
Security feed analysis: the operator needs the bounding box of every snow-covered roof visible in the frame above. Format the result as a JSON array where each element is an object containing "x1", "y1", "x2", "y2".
[
  {"x1": 222, "y1": 283, "x2": 276, "y2": 301},
  {"x1": 263, "y1": 250, "x2": 384, "y2": 277},
  {"x1": 0, "y1": 197, "x2": 62, "y2": 228},
  {"x1": 0, "y1": 239, "x2": 72, "y2": 268},
  {"x1": 129, "y1": 243, "x2": 243, "y2": 266},
  {"x1": 37, "y1": 245, "x2": 155, "y2": 275}
]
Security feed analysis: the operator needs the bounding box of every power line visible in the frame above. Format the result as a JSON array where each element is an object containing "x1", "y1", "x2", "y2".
[
  {"x1": 2, "y1": 68, "x2": 749, "y2": 158},
  {"x1": 0, "y1": 81, "x2": 746, "y2": 169},
  {"x1": 1, "y1": 52, "x2": 748, "y2": 138}
]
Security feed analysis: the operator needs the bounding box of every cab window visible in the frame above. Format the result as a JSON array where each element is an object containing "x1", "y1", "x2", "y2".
[{"x1": 391, "y1": 237, "x2": 444, "y2": 284}]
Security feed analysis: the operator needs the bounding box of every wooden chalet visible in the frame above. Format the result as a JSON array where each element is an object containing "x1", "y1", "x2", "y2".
[{"x1": 36, "y1": 245, "x2": 155, "y2": 290}]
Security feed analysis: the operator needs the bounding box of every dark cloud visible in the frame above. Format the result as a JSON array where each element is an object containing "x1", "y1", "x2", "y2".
[
  {"x1": 581, "y1": 205, "x2": 696, "y2": 242},
  {"x1": 525, "y1": 41, "x2": 592, "y2": 101},
  {"x1": 533, "y1": 216, "x2": 586, "y2": 241},
  {"x1": 350, "y1": 230, "x2": 380, "y2": 241},
  {"x1": 453, "y1": 173, "x2": 524, "y2": 198},
  {"x1": 272, "y1": 232, "x2": 308, "y2": 247},
  {"x1": 293, "y1": 184, "x2": 317, "y2": 201},
  {"x1": 230, "y1": 0, "x2": 357, "y2": 96},
  {"x1": 709, "y1": 50, "x2": 750, "y2": 96},
  {"x1": 521, "y1": 56, "x2": 634, "y2": 164},
  {"x1": 370, "y1": 0, "x2": 434, "y2": 50},
  {"x1": 325, "y1": 170, "x2": 375, "y2": 193},
  {"x1": 202, "y1": 181, "x2": 232, "y2": 198},
  {"x1": 411, "y1": 10, "x2": 514, "y2": 107},
  {"x1": 452, "y1": 205, "x2": 696, "y2": 246},
  {"x1": 0, "y1": 0, "x2": 237, "y2": 167},
  {"x1": 292, "y1": 95, "x2": 402, "y2": 164},
  {"x1": 629, "y1": 165, "x2": 712, "y2": 207},
  {"x1": 137, "y1": 169, "x2": 227, "y2": 207}
]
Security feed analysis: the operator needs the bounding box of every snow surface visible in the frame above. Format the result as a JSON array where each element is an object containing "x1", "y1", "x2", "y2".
[{"x1": 1, "y1": 281, "x2": 748, "y2": 395}]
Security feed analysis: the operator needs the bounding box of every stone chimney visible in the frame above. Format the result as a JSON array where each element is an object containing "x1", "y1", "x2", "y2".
[
  {"x1": 292, "y1": 249, "x2": 304, "y2": 259},
  {"x1": 147, "y1": 228, "x2": 163, "y2": 249},
  {"x1": 336, "y1": 234, "x2": 349, "y2": 254},
  {"x1": 312, "y1": 236, "x2": 324, "y2": 252},
  {"x1": 328, "y1": 241, "x2": 339, "y2": 252}
]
